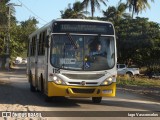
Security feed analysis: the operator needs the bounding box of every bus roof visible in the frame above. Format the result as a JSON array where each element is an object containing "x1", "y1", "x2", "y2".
[{"x1": 54, "y1": 19, "x2": 113, "y2": 24}]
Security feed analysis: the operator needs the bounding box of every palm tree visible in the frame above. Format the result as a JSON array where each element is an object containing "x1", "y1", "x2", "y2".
[
  {"x1": 123, "y1": 0, "x2": 154, "y2": 18},
  {"x1": 60, "y1": 4, "x2": 73, "y2": 19},
  {"x1": 81, "y1": 0, "x2": 108, "y2": 18},
  {"x1": 61, "y1": 1, "x2": 89, "y2": 19},
  {"x1": 103, "y1": 3, "x2": 130, "y2": 23},
  {"x1": 72, "y1": 1, "x2": 89, "y2": 18}
]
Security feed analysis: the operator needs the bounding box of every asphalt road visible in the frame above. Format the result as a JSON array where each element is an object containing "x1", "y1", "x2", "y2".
[{"x1": 0, "y1": 64, "x2": 159, "y2": 120}]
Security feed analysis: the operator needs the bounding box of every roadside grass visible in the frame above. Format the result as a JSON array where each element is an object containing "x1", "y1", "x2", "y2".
[{"x1": 117, "y1": 75, "x2": 160, "y2": 88}]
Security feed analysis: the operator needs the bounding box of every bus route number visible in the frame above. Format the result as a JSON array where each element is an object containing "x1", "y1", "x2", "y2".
[{"x1": 53, "y1": 68, "x2": 60, "y2": 73}]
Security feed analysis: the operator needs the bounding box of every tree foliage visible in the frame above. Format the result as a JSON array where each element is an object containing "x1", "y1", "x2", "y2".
[
  {"x1": 61, "y1": 1, "x2": 89, "y2": 19},
  {"x1": 123, "y1": 0, "x2": 154, "y2": 18},
  {"x1": 0, "y1": 0, "x2": 10, "y2": 55},
  {"x1": 10, "y1": 18, "x2": 38, "y2": 58},
  {"x1": 0, "y1": 0, "x2": 38, "y2": 57},
  {"x1": 116, "y1": 17, "x2": 160, "y2": 68},
  {"x1": 82, "y1": 0, "x2": 108, "y2": 18},
  {"x1": 102, "y1": 3, "x2": 131, "y2": 24}
]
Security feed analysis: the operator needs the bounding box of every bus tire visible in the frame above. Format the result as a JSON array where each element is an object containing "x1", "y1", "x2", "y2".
[
  {"x1": 29, "y1": 72, "x2": 36, "y2": 92},
  {"x1": 45, "y1": 95, "x2": 52, "y2": 102},
  {"x1": 40, "y1": 74, "x2": 44, "y2": 93},
  {"x1": 92, "y1": 97, "x2": 102, "y2": 103}
]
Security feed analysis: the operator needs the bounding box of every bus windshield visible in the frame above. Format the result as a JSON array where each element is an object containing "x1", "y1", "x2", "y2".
[{"x1": 50, "y1": 34, "x2": 115, "y2": 71}]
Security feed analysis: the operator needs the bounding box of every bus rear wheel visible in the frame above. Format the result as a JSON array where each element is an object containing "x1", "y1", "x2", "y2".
[
  {"x1": 29, "y1": 73, "x2": 36, "y2": 92},
  {"x1": 92, "y1": 97, "x2": 102, "y2": 103},
  {"x1": 40, "y1": 74, "x2": 44, "y2": 93}
]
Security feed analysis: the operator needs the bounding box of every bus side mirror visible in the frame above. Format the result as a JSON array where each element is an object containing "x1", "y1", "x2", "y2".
[{"x1": 45, "y1": 35, "x2": 49, "y2": 48}]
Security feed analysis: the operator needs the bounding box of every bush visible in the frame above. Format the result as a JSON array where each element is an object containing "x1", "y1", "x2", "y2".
[{"x1": 117, "y1": 75, "x2": 160, "y2": 87}]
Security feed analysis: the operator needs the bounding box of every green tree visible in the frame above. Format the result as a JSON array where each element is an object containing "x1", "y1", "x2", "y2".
[
  {"x1": 0, "y1": 0, "x2": 10, "y2": 55},
  {"x1": 0, "y1": 0, "x2": 38, "y2": 69},
  {"x1": 81, "y1": 0, "x2": 108, "y2": 18},
  {"x1": 103, "y1": 3, "x2": 130, "y2": 23},
  {"x1": 10, "y1": 18, "x2": 38, "y2": 58},
  {"x1": 123, "y1": 0, "x2": 154, "y2": 18},
  {"x1": 61, "y1": 1, "x2": 89, "y2": 19},
  {"x1": 116, "y1": 17, "x2": 160, "y2": 68}
]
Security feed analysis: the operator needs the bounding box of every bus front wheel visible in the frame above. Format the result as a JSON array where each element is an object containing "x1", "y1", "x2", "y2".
[
  {"x1": 92, "y1": 97, "x2": 102, "y2": 103},
  {"x1": 45, "y1": 96, "x2": 52, "y2": 102}
]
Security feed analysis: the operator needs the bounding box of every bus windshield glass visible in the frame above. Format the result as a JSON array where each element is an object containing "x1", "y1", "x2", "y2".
[{"x1": 50, "y1": 34, "x2": 115, "y2": 71}]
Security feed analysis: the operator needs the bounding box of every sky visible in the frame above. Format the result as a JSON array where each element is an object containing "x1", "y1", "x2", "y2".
[{"x1": 9, "y1": 0, "x2": 160, "y2": 28}]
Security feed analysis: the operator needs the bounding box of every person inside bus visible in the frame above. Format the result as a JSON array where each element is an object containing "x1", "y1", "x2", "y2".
[
  {"x1": 84, "y1": 42, "x2": 107, "y2": 69},
  {"x1": 89, "y1": 43, "x2": 106, "y2": 57}
]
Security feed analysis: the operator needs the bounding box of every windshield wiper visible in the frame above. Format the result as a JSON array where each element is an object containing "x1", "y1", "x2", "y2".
[{"x1": 66, "y1": 33, "x2": 78, "y2": 49}]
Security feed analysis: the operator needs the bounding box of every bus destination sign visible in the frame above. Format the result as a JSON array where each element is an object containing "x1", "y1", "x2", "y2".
[{"x1": 52, "y1": 21, "x2": 114, "y2": 35}]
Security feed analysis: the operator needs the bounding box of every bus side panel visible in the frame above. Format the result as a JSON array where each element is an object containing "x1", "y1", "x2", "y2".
[
  {"x1": 27, "y1": 38, "x2": 35, "y2": 86},
  {"x1": 37, "y1": 55, "x2": 45, "y2": 90},
  {"x1": 28, "y1": 35, "x2": 38, "y2": 88}
]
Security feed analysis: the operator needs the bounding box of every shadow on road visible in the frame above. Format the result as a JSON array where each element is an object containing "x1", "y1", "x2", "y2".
[{"x1": 0, "y1": 79, "x2": 80, "y2": 108}]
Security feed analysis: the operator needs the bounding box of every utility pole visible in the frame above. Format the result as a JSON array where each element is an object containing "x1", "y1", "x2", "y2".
[{"x1": 5, "y1": 3, "x2": 21, "y2": 69}]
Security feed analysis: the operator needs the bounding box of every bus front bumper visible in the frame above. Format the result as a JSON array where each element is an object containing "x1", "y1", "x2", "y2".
[{"x1": 48, "y1": 82, "x2": 116, "y2": 97}]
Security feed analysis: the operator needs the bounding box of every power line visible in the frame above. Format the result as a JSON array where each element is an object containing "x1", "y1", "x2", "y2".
[{"x1": 17, "y1": 0, "x2": 48, "y2": 24}]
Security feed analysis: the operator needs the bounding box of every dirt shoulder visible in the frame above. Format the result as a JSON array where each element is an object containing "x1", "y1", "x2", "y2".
[{"x1": 117, "y1": 84, "x2": 160, "y2": 102}]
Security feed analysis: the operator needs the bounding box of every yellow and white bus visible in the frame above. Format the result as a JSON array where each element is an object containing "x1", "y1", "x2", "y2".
[{"x1": 27, "y1": 19, "x2": 117, "y2": 103}]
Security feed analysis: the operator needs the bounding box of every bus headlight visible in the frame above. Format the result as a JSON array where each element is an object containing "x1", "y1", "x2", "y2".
[
  {"x1": 52, "y1": 75, "x2": 66, "y2": 85},
  {"x1": 101, "y1": 77, "x2": 113, "y2": 86}
]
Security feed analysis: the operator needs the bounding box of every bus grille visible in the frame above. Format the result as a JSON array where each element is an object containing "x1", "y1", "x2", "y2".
[
  {"x1": 71, "y1": 88, "x2": 95, "y2": 94},
  {"x1": 62, "y1": 73, "x2": 105, "y2": 80},
  {"x1": 68, "y1": 82, "x2": 98, "y2": 85}
]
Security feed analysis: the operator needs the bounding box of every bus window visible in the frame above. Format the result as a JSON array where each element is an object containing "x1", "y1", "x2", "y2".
[{"x1": 30, "y1": 36, "x2": 36, "y2": 56}]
